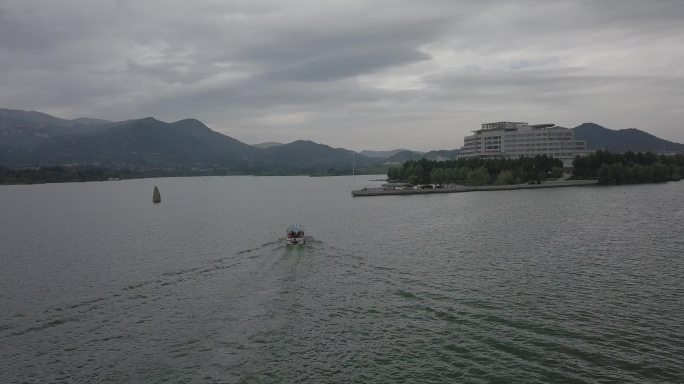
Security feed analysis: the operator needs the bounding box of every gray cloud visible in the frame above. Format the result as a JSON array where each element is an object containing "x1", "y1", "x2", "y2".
[
  {"x1": 1, "y1": 0, "x2": 683, "y2": 150},
  {"x1": 261, "y1": 45, "x2": 432, "y2": 82}
]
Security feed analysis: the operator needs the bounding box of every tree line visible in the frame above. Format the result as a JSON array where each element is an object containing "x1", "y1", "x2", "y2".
[
  {"x1": 387, "y1": 156, "x2": 564, "y2": 186},
  {"x1": 572, "y1": 151, "x2": 683, "y2": 184},
  {"x1": 0, "y1": 163, "x2": 386, "y2": 185},
  {"x1": 388, "y1": 151, "x2": 684, "y2": 186},
  {"x1": 0, "y1": 166, "x2": 227, "y2": 184}
]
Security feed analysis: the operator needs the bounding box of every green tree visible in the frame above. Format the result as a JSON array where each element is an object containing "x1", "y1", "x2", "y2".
[
  {"x1": 597, "y1": 163, "x2": 611, "y2": 183},
  {"x1": 495, "y1": 170, "x2": 514, "y2": 185},
  {"x1": 467, "y1": 166, "x2": 490, "y2": 186},
  {"x1": 431, "y1": 168, "x2": 448, "y2": 186}
]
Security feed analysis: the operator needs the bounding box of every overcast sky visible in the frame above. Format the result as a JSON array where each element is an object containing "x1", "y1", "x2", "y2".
[{"x1": 1, "y1": 0, "x2": 683, "y2": 151}]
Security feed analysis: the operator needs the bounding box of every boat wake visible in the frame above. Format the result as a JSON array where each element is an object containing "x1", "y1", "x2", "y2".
[
  {"x1": 237, "y1": 237, "x2": 326, "y2": 254},
  {"x1": 4, "y1": 237, "x2": 337, "y2": 341},
  {"x1": 236, "y1": 239, "x2": 283, "y2": 255}
]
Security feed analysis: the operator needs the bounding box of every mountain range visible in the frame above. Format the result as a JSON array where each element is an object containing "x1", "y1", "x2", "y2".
[
  {"x1": 0, "y1": 109, "x2": 378, "y2": 174},
  {"x1": 572, "y1": 123, "x2": 684, "y2": 153},
  {"x1": 1, "y1": 108, "x2": 682, "y2": 174}
]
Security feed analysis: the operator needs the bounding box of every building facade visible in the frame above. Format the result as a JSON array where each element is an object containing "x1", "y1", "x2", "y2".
[{"x1": 460, "y1": 122, "x2": 587, "y2": 166}]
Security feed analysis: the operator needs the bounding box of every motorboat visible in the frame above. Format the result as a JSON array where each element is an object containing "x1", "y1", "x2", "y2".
[{"x1": 286, "y1": 224, "x2": 305, "y2": 245}]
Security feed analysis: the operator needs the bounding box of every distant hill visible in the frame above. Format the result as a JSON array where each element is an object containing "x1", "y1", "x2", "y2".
[
  {"x1": 359, "y1": 149, "x2": 422, "y2": 159},
  {"x1": 384, "y1": 149, "x2": 460, "y2": 164},
  {"x1": 259, "y1": 140, "x2": 375, "y2": 174},
  {"x1": 13, "y1": 117, "x2": 260, "y2": 168},
  {"x1": 0, "y1": 108, "x2": 112, "y2": 148},
  {"x1": 0, "y1": 108, "x2": 382, "y2": 174},
  {"x1": 384, "y1": 150, "x2": 423, "y2": 163},
  {"x1": 71, "y1": 117, "x2": 113, "y2": 125},
  {"x1": 1, "y1": 108, "x2": 80, "y2": 128},
  {"x1": 252, "y1": 141, "x2": 283, "y2": 149},
  {"x1": 573, "y1": 123, "x2": 684, "y2": 153}
]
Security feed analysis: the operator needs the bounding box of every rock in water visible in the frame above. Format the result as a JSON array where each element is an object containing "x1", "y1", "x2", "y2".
[{"x1": 153, "y1": 186, "x2": 161, "y2": 203}]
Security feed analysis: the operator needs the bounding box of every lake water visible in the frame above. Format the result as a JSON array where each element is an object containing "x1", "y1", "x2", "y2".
[{"x1": 1, "y1": 176, "x2": 683, "y2": 383}]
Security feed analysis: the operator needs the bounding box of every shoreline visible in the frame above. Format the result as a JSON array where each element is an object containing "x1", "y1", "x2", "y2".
[
  {"x1": 0, "y1": 170, "x2": 381, "y2": 186},
  {"x1": 351, "y1": 179, "x2": 599, "y2": 196}
]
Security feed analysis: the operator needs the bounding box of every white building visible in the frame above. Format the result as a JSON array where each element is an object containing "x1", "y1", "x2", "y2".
[{"x1": 460, "y1": 122, "x2": 587, "y2": 167}]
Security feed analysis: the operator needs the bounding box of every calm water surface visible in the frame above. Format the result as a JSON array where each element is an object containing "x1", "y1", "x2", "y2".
[{"x1": 1, "y1": 176, "x2": 683, "y2": 383}]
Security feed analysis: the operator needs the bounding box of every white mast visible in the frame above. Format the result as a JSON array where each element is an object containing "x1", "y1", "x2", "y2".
[
  {"x1": 352, "y1": 152, "x2": 356, "y2": 188},
  {"x1": 353, "y1": 152, "x2": 355, "y2": 177}
]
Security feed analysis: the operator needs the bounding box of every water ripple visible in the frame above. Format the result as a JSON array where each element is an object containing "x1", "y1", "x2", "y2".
[{"x1": 2, "y1": 178, "x2": 684, "y2": 383}]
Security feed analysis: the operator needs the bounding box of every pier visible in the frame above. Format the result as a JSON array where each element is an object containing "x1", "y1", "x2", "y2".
[{"x1": 351, "y1": 179, "x2": 599, "y2": 196}]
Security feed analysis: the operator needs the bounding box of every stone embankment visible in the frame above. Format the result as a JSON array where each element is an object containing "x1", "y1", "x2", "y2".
[{"x1": 351, "y1": 179, "x2": 599, "y2": 196}]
